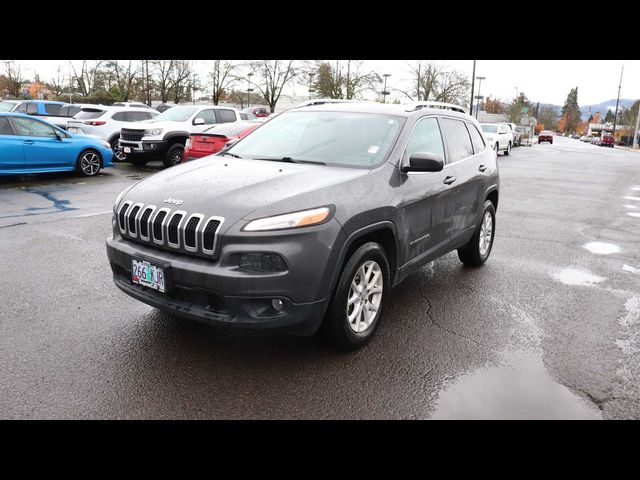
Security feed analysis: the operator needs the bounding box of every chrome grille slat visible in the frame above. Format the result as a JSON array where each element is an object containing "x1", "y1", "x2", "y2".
[{"x1": 117, "y1": 202, "x2": 224, "y2": 258}]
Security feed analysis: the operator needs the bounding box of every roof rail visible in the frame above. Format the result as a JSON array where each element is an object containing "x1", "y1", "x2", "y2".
[{"x1": 404, "y1": 101, "x2": 468, "y2": 114}]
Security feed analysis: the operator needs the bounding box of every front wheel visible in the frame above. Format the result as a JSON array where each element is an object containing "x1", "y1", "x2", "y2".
[
  {"x1": 76, "y1": 149, "x2": 102, "y2": 177},
  {"x1": 323, "y1": 243, "x2": 390, "y2": 350},
  {"x1": 504, "y1": 142, "x2": 511, "y2": 156},
  {"x1": 164, "y1": 143, "x2": 184, "y2": 168},
  {"x1": 495, "y1": 142, "x2": 500, "y2": 153},
  {"x1": 458, "y1": 200, "x2": 496, "y2": 267},
  {"x1": 111, "y1": 137, "x2": 126, "y2": 161}
]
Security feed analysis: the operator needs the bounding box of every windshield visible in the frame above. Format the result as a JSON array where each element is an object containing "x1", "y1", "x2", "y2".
[
  {"x1": 153, "y1": 106, "x2": 197, "y2": 122},
  {"x1": 228, "y1": 111, "x2": 404, "y2": 168},
  {"x1": 0, "y1": 101, "x2": 17, "y2": 112},
  {"x1": 481, "y1": 125, "x2": 498, "y2": 134}
]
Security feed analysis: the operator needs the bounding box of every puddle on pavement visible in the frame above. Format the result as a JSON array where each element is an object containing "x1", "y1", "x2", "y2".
[
  {"x1": 623, "y1": 196, "x2": 640, "y2": 201},
  {"x1": 623, "y1": 204, "x2": 637, "y2": 209},
  {"x1": 627, "y1": 212, "x2": 640, "y2": 218},
  {"x1": 552, "y1": 267, "x2": 605, "y2": 286},
  {"x1": 431, "y1": 352, "x2": 602, "y2": 420},
  {"x1": 583, "y1": 242, "x2": 621, "y2": 255}
]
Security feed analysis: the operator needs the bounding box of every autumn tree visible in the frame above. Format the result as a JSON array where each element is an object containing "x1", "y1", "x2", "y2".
[
  {"x1": 557, "y1": 114, "x2": 568, "y2": 133},
  {"x1": 537, "y1": 106, "x2": 558, "y2": 131},
  {"x1": 561, "y1": 86, "x2": 581, "y2": 134},
  {"x1": 484, "y1": 96, "x2": 504, "y2": 114},
  {"x1": 506, "y1": 92, "x2": 532, "y2": 122},
  {"x1": 251, "y1": 60, "x2": 299, "y2": 113}
]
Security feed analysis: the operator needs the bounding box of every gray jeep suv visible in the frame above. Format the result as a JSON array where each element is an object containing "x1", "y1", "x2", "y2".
[{"x1": 106, "y1": 102, "x2": 499, "y2": 349}]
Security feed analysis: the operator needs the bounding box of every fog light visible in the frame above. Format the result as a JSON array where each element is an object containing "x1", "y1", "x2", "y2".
[{"x1": 271, "y1": 299, "x2": 283, "y2": 311}]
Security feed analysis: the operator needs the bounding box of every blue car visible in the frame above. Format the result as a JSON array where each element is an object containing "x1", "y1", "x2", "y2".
[{"x1": 0, "y1": 112, "x2": 113, "y2": 176}]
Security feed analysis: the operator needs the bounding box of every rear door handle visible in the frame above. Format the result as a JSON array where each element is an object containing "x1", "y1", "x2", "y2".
[
  {"x1": 478, "y1": 164, "x2": 487, "y2": 172},
  {"x1": 23, "y1": 140, "x2": 35, "y2": 145},
  {"x1": 443, "y1": 176, "x2": 456, "y2": 185}
]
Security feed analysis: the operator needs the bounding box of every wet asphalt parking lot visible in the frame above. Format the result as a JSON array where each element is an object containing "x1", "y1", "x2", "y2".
[{"x1": 1, "y1": 137, "x2": 639, "y2": 419}]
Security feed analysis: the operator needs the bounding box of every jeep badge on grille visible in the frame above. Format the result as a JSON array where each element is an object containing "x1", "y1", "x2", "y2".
[{"x1": 163, "y1": 197, "x2": 183, "y2": 206}]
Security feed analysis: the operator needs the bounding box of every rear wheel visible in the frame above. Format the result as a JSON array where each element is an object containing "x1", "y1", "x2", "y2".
[
  {"x1": 164, "y1": 143, "x2": 184, "y2": 168},
  {"x1": 323, "y1": 243, "x2": 390, "y2": 350},
  {"x1": 458, "y1": 200, "x2": 496, "y2": 267},
  {"x1": 76, "y1": 149, "x2": 102, "y2": 177}
]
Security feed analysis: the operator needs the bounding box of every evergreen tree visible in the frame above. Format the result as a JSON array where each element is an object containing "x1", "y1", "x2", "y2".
[
  {"x1": 561, "y1": 87, "x2": 581, "y2": 134},
  {"x1": 604, "y1": 110, "x2": 615, "y2": 123}
]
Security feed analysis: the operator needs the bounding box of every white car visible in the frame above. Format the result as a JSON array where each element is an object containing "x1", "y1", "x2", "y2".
[
  {"x1": 0, "y1": 99, "x2": 23, "y2": 112},
  {"x1": 480, "y1": 123, "x2": 514, "y2": 155},
  {"x1": 66, "y1": 106, "x2": 160, "y2": 160},
  {"x1": 119, "y1": 104, "x2": 243, "y2": 167},
  {"x1": 112, "y1": 101, "x2": 155, "y2": 110}
]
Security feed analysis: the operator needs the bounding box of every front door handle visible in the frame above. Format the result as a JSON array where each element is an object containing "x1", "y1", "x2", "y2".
[
  {"x1": 23, "y1": 140, "x2": 35, "y2": 145},
  {"x1": 478, "y1": 164, "x2": 487, "y2": 172},
  {"x1": 443, "y1": 176, "x2": 456, "y2": 185}
]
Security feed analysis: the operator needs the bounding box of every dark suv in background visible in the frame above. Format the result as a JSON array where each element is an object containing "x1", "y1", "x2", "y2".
[{"x1": 107, "y1": 102, "x2": 499, "y2": 349}]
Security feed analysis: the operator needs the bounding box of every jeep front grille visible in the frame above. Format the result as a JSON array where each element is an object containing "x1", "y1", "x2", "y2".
[
  {"x1": 121, "y1": 129, "x2": 145, "y2": 141},
  {"x1": 117, "y1": 202, "x2": 224, "y2": 259}
]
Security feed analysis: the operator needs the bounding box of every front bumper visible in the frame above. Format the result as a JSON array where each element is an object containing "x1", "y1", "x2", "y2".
[
  {"x1": 119, "y1": 139, "x2": 167, "y2": 155},
  {"x1": 106, "y1": 231, "x2": 337, "y2": 336}
]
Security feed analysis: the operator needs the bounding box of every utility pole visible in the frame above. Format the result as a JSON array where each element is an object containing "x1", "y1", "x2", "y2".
[
  {"x1": 469, "y1": 60, "x2": 476, "y2": 114},
  {"x1": 382, "y1": 74, "x2": 391, "y2": 103},
  {"x1": 145, "y1": 60, "x2": 150, "y2": 107},
  {"x1": 247, "y1": 72, "x2": 254, "y2": 108},
  {"x1": 475, "y1": 76, "x2": 486, "y2": 119},
  {"x1": 612, "y1": 63, "x2": 624, "y2": 139},
  {"x1": 633, "y1": 101, "x2": 640, "y2": 150},
  {"x1": 308, "y1": 72, "x2": 315, "y2": 101}
]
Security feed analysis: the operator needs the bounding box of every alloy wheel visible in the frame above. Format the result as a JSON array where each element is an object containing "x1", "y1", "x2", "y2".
[{"x1": 346, "y1": 260, "x2": 383, "y2": 333}]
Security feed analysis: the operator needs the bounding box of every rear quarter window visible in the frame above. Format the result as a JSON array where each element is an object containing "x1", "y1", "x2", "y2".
[
  {"x1": 466, "y1": 122, "x2": 486, "y2": 153},
  {"x1": 75, "y1": 109, "x2": 106, "y2": 120},
  {"x1": 217, "y1": 109, "x2": 237, "y2": 123},
  {"x1": 440, "y1": 117, "x2": 474, "y2": 163}
]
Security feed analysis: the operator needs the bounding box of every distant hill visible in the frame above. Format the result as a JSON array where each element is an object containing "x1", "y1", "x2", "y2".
[{"x1": 532, "y1": 98, "x2": 636, "y2": 120}]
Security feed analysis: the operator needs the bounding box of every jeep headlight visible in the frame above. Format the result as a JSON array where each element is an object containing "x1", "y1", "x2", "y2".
[
  {"x1": 243, "y1": 207, "x2": 331, "y2": 232},
  {"x1": 144, "y1": 128, "x2": 163, "y2": 136}
]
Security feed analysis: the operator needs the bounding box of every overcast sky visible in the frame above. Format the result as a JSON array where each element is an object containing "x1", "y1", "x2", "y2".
[{"x1": 8, "y1": 60, "x2": 640, "y2": 107}]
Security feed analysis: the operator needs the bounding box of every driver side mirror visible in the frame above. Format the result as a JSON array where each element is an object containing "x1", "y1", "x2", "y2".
[
  {"x1": 193, "y1": 118, "x2": 205, "y2": 125},
  {"x1": 402, "y1": 152, "x2": 444, "y2": 173}
]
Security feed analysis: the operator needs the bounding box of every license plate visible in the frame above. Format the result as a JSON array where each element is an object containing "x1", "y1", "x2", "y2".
[
  {"x1": 132, "y1": 258, "x2": 166, "y2": 293},
  {"x1": 124, "y1": 146, "x2": 131, "y2": 153}
]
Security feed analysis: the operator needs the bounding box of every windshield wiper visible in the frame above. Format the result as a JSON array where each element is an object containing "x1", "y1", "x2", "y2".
[
  {"x1": 222, "y1": 152, "x2": 243, "y2": 159},
  {"x1": 255, "y1": 156, "x2": 326, "y2": 165}
]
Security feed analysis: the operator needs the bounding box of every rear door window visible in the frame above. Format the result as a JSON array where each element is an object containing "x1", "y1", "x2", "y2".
[
  {"x1": 439, "y1": 117, "x2": 474, "y2": 163},
  {"x1": 126, "y1": 111, "x2": 150, "y2": 122},
  {"x1": 216, "y1": 109, "x2": 237, "y2": 123},
  {"x1": 43, "y1": 103, "x2": 62, "y2": 116},
  {"x1": 111, "y1": 112, "x2": 127, "y2": 121},
  {"x1": 466, "y1": 122, "x2": 486, "y2": 153}
]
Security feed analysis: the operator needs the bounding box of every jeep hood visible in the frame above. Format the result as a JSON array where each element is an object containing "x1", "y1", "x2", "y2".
[{"x1": 117, "y1": 156, "x2": 369, "y2": 231}]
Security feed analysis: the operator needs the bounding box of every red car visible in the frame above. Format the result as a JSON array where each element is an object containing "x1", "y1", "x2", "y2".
[
  {"x1": 538, "y1": 130, "x2": 553, "y2": 144},
  {"x1": 599, "y1": 134, "x2": 614, "y2": 148},
  {"x1": 241, "y1": 106, "x2": 270, "y2": 118},
  {"x1": 183, "y1": 122, "x2": 261, "y2": 161}
]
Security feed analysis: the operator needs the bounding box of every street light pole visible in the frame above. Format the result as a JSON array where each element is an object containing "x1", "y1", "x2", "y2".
[
  {"x1": 612, "y1": 63, "x2": 624, "y2": 140},
  {"x1": 633, "y1": 101, "x2": 640, "y2": 150},
  {"x1": 382, "y1": 73, "x2": 391, "y2": 103},
  {"x1": 469, "y1": 60, "x2": 476, "y2": 115},
  {"x1": 247, "y1": 72, "x2": 254, "y2": 109},
  {"x1": 475, "y1": 76, "x2": 485, "y2": 119},
  {"x1": 308, "y1": 72, "x2": 315, "y2": 101},
  {"x1": 145, "y1": 59, "x2": 150, "y2": 107}
]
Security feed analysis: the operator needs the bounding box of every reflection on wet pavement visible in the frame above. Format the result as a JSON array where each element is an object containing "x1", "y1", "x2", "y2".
[{"x1": 431, "y1": 352, "x2": 601, "y2": 420}]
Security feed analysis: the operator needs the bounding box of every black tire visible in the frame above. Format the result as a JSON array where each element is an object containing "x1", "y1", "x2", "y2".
[
  {"x1": 323, "y1": 242, "x2": 390, "y2": 350},
  {"x1": 164, "y1": 143, "x2": 184, "y2": 168},
  {"x1": 458, "y1": 200, "x2": 496, "y2": 267},
  {"x1": 495, "y1": 142, "x2": 500, "y2": 154},
  {"x1": 110, "y1": 136, "x2": 126, "y2": 162},
  {"x1": 504, "y1": 142, "x2": 511, "y2": 156},
  {"x1": 129, "y1": 157, "x2": 148, "y2": 167},
  {"x1": 76, "y1": 149, "x2": 102, "y2": 177}
]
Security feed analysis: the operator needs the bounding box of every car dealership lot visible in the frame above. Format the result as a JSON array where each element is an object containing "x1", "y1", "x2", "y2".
[{"x1": 1, "y1": 139, "x2": 640, "y2": 419}]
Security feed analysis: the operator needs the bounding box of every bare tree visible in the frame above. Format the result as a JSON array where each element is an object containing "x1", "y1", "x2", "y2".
[
  {"x1": 433, "y1": 69, "x2": 470, "y2": 105},
  {"x1": 69, "y1": 61, "x2": 104, "y2": 96},
  {"x1": 407, "y1": 61, "x2": 468, "y2": 106},
  {"x1": 104, "y1": 60, "x2": 140, "y2": 101},
  {"x1": 343, "y1": 60, "x2": 378, "y2": 99},
  {"x1": 209, "y1": 60, "x2": 237, "y2": 105},
  {"x1": 152, "y1": 60, "x2": 174, "y2": 103},
  {"x1": 170, "y1": 60, "x2": 193, "y2": 104},
  {"x1": 3, "y1": 61, "x2": 24, "y2": 97},
  {"x1": 251, "y1": 60, "x2": 299, "y2": 113},
  {"x1": 46, "y1": 66, "x2": 67, "y2": 97}
]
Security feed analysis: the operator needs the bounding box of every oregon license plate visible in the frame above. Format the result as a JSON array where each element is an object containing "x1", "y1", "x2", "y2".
[{"x1": 132, "y1": 258, "x2": 166, "y2": 292}]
